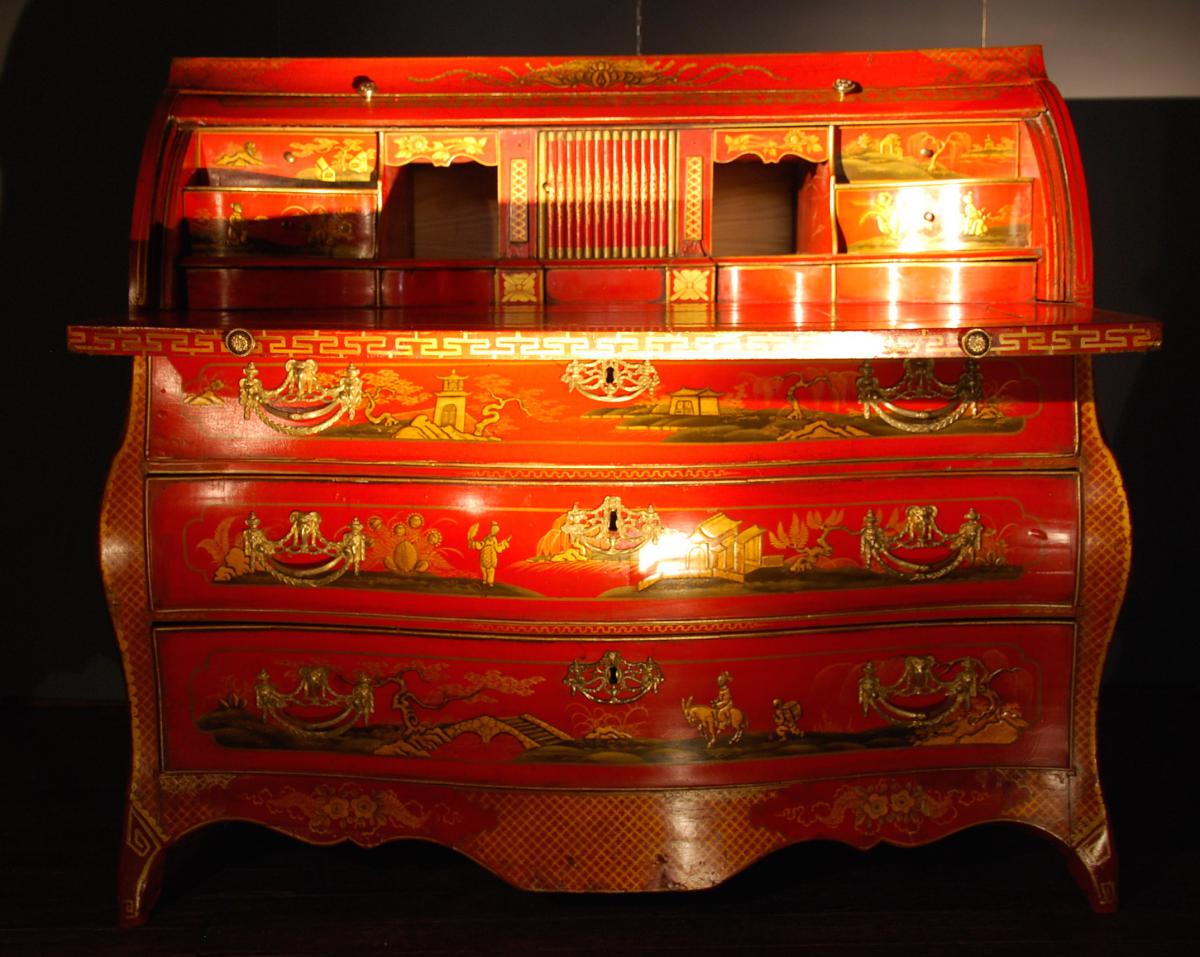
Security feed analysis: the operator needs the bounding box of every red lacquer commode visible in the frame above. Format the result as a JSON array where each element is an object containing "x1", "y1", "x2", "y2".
[{"x1": 68, "y1": 48, "x2": 1161, "y2": 924}]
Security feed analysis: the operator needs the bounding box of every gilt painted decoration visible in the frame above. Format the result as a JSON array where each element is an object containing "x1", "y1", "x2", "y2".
[
  {"x1": 161, "y1": 355, "x2": 1074, "y2": 464},
  {"x1": 166, "y1": 630, "x2": 1057, "y2": 777}
]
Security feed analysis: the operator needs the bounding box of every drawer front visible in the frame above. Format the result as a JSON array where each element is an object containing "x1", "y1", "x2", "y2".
[
  {"x1": 380, "y1": 268, "x2": 495, "y2": 306},
  {"x1": 196, "y1": 131, "x2": 378, "y2": 184},
  {"x1": 149, "y1": 473, "x2": 1077, "y2": 625},
  {"x1": 836, "y1": 181, "x2": 1032, "y2": 253},
  {"x1": 184, "y1": 188, "x2": 377, "y2": 258},
  {"x1": 544, "y1": 267, "x2": 667, "y2": 304},
  {"x1": 185, "y1": 268, "x2": 378, "y2": 309},
  {"x1": 835, "y1": 260, "x2": 1037, "y2": 303},
  {"x1": 837, "y1": 123, "x2": 1020, "y2": 182},
  {"x1": 151, "y1": 355, "x2": 1077, "y2": 468},
  {"x1": 716, "y1": 264, "x2": 833, "y2": 303},
  {"x1": 157, "y1": 622, "x2": 1073, "y2": 787}
]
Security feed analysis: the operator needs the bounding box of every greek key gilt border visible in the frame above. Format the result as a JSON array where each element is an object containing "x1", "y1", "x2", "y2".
[{"x1": 68, "y1": 324, "x2": 1160, "y2": 361}]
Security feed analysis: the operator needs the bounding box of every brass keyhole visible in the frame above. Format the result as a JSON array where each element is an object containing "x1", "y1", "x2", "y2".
[
  {"x1": 608, "y1": 510, "x2": 619, "y2": 532},
  {"x1": 607, "y1": 666, "x2": 620, "y2": 686},
  {"x1": 605, "y1": 365, "x2": 616, "y2": 385}
]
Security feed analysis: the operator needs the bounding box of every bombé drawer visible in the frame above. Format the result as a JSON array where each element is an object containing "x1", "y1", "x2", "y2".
[
  {"x1": 836, "y1": 122, "x2": 1020, "y2": 182},
  {"x1": 183, "y1": 188, "x2": 377, "y2": 258},
  {"x1": 150, "y1": 354, "x2": 1077, "y2": 470},
  {"x1": 836, "y1": 180, "x2": 1032, "y2": 253},
  {"x1": 194, "y1": 130, "x2": 379, "y2": 186},
  {"x1": 149, "y1": 472, "x2": 1078, "y2": 627},
  {"x1": 156, "y1": 621, "x2": 1073, "y2": 789}
]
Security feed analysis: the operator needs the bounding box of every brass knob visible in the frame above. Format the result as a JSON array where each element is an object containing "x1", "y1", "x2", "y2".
[
  {"x1": 224, "y1": 328, "x2": 255, "y2": 357},
  {"x1": 833, "y1": 78, "x2": 860, "y2": 101},
  {"x1": 960, "y1": 328, "x2": 993, "y2": 358},
  {"x1": 923, "y1": 211, "x2": 936, "y2": 222},
  {"x1": 352, "y1": 75, "x2": 377, "y2": 101}
]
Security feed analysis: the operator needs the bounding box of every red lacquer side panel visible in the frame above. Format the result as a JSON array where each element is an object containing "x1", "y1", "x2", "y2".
[
  {"x1": 678, "y1": 129, "x2": 712, "y2": 257},
  {"x1": 156, "y1": 623, "x2": 1073, "y2": 788},
  {"x1": 1037, "y1": 81, "x2": 1093, "y2": 304},
  {"x1": 100, "y1": 360, "x2": 169, "y2": 925},
  {"x1": 129, "y1": 93, "x2": 179, "y2": 308},
  {"x1": 146, "y1": 473, "x2": 1078, "y2": 625},
  {"x1": 500, "y1": 130, "x2": 536, "y2": 258},
  {"x1": 149, "y1": 355, "x2": 1077, "y2": 468}
]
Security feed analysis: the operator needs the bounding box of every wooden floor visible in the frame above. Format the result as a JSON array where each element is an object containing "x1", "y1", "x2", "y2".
[{"x1": 1, "y1": 690, "x2": 1194, "y2": 956}]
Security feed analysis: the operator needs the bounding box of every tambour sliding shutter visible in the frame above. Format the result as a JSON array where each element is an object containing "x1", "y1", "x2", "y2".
[{"x1": 538, "y1": 129, "x2": 677, "y2": 259}]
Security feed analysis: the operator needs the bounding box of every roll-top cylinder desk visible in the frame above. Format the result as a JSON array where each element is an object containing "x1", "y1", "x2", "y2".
[{"x1": 67, "y1": 49, "x2": 1161, "y2": 925}]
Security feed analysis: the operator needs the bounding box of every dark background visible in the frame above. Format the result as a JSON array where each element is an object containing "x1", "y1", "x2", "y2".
[
  {"x1": 0, "y1": 0, "x2": 1194, "y2": 702},
  {"x1": 0, "y1": 2, "x2": 1196, "y2": 949}
]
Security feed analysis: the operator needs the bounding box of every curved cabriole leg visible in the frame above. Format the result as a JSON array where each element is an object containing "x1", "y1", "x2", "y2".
[
  {"x1": 1065, "y1": 820, "x2": 1118, "y2": 913},
  {"x1": 117, "y1": 797, "x2": 167, "y2": 927},
  {"x1": 104, "y1": 358, "x2": 169, "y2": 927},
  {"x1": 1064, "y1": 357, "x2": 1130, "y2": 913}
]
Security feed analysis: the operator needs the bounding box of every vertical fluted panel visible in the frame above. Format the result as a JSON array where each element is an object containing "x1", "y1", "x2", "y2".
[{"x1": 539, "y1": 129, "x2": 676, "y2": 259}]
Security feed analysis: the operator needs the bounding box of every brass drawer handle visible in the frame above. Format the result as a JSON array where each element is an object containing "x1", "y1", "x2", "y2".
[
  {"x1": 854, "y1": 503, "x2": 985, "y2": 582},
  {"x1": 239, "y1": 359, "x2": 364, "y2": 435},
  {"x1": 856, "y1": 358, "x2": 983, "y2": 433},
  {"x1": 254, "y1": 665, "x2": 375, "y2": 737},
  {"x1": 858, "y1": 654, "x2": 1021, "y2": 735},
  {"x1": 235, "y1": 510, "x2": 369, "y2": 587}
]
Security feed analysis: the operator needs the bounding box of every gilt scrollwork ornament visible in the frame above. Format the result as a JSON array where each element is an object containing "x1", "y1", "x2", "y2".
[
  {"x1": 239, "y1": 510, "x2": 370, "y2": 587},
  {"x1": 410, "y1": 58, "x2": 785, "y2": 90},
  {"x1": 239, "y1": 359, "x2": 364, "y2": 435},
  {"x1": 390, "y1": 133, "x2": 492, "y2": 167},
  {"x1": 562, "y1": 358, "x2": 660, "y2": 403},
  {"x1": 722, "y1": 129, "x2": 826, "y2": 163},
  {"x1": 564, "y1": 650, "x2": 664, "y2": 705},
  {"x1": 856, "y1": 358, "x2": 983, "y2": 433},
  {"x1": 254, "y1": 666, "x2": 375, "y2": 738}
]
